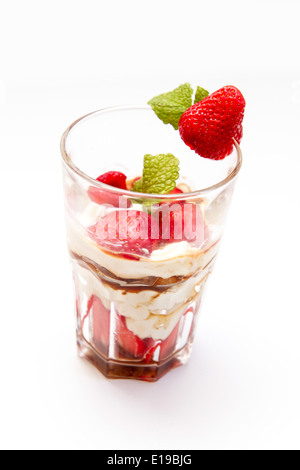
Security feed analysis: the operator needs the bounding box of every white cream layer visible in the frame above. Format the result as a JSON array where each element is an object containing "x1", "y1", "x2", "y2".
[
  {"x1": 74, "y1": 259, "x2": 212, "y2": 340},
  {"x1": 67, "y1": 214, "x2": 218, "y2": 340},
  {"x1": 75, "y1": 263, "x2": 210, "y2": 319},
  {"x1": 67, "y1": 216, "x2": 219, "y2": 280}
]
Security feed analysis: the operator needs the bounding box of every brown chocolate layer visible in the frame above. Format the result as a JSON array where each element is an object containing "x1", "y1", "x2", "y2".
[
  {"x1": 70, "y1": 244, "x2": 216, "y2": 296},
  {"x1": 70, "y1": 250, "x2": 195, "y2": 292}
]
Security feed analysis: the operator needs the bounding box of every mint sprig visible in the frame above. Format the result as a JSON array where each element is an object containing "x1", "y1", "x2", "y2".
[
  {"x1": 148, "y1": 83, "x2": 209, "y2": 130},
  {"x1": 194, "y1": 86, "x2": 209, "y2": 104},
  {"x1": 148, "y1": 83, "x2": 193, "y2": 130},
  {"x1": 133, "y1": 153, "x2": 180, "y2": 195}
]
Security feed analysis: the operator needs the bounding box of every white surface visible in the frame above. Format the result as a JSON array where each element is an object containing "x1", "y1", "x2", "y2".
[{"x1": 1, "y1": 0, "x2": 300, "y2": 451}]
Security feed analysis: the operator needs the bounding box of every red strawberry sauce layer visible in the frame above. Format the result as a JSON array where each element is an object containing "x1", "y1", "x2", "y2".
[
  {"x1": 155, "y1": 202, "x2": 207, "y2": 246},
  {"x1": 88, "y1": 202, "x2": 207, "y2": 261},
  {"x1": 93, "y1": 210, "x2": 160, "y2": 258}
]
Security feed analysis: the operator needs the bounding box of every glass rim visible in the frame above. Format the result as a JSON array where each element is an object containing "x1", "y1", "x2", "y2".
[{"x1": 60, "y1": 104, "x2": 243, "y2": 200}]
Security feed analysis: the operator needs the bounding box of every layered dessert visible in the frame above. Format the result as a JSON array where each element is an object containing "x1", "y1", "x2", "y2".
[
  {"x1": 67, "y1": 195, "x2": 218, "y2": 380},
  {"x1": 62, "y1": 83, "x2": 245, "y2": 381}
]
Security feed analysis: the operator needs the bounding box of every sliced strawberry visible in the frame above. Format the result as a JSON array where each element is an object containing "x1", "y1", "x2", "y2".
[
  {"x1": 179, "y1": 85, "x2": 245, "y2": 160},
  {"x1": 126, "y1": 176, "x2": 141, "y2": 191},
  {"x1": 160, "y1": 306, "x2": 196, "y2": 359},
  {"x1": 87, "y1": 171, "x2": 131, "y2": 207},
  {"x1": 91, "y1": 296, "x2": 110, "y2": 356},
  {"x1": 168, "y1": 187, "x2": 183, "y2": 195},
  {"x1": 115, "y1": 314, "x2": 154, "y2": 359},
  {"x1": 144, "y1": 319, "x2": 181, "y2": 364},
  {"x1": 144, "y1": 306, "x2": 197, "y2": 364},
  {"x1": 159, "y1": 321, "x2": 181, "y2": 360},
  {"x1": 156, "y1": 202, "x2": 207, "y2": 245},
  {"x1": 96, "y1": 171, "x2": 127, "y2": 189},
  {"x1": 93, "y1": 210, "x2": 159, "y2": 257},
  {"x1": 87, "y1": 186, "x2": 116, "y2": 206}
]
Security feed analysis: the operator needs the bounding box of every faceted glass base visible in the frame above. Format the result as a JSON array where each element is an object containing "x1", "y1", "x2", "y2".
[
  {"x1": 72, "y1": 255, "x2": 211, "y2": 382},
  {"x1": 77, "y1": 332, "x2": 193, "y2": 382}
]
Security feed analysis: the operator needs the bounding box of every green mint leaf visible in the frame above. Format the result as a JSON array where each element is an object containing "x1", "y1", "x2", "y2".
[
  {"x1": 133, "y1": 153, "x2": 180, "y2": 194},
  {"x1": 132, "y1": 177, "x2": 144, "y2": 193},
  {"x1": 148, "y1": 83, "x2": 193, "y2": 130},
  {"x1": 194, "y1": 86, "x2": 209, "y2": 104}
]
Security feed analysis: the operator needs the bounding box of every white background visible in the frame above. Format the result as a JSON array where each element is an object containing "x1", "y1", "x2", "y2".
[{"x1": 1, "y1": 0, "x2": 300, "y2": 450}]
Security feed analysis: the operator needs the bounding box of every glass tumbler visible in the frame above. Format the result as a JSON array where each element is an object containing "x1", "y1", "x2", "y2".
[{"x1": 60, "y1": 105, "x2": 242, "y2": 382}]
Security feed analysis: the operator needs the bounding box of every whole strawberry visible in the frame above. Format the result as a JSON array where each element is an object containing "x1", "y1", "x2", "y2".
[{"x1": 178, "y1": 86, "x2": 245, "y2": 160}]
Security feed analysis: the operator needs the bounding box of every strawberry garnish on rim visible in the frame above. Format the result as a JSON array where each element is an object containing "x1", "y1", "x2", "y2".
[{"x1": 179, "y1": 85, "x2": 245, "y2": 160}]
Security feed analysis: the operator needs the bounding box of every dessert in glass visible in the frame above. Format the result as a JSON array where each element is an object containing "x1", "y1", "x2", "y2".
[{"x1": 60, "y1": 84, "x2": 245, "y2": 381}]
